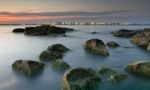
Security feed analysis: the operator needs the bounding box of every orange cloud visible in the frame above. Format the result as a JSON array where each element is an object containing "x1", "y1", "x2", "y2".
[{"x1": 0, "y1": 15, "x2": 80, "y2": 22}]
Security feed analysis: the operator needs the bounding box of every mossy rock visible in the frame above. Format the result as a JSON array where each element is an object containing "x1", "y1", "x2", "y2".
[
  {"x1": 109, "y1": 74, "x2": 128, "y2": 83},
  {"x1": 63, "y1": 68, "x2": 101, "y2": 90},
  {"x1": 39, "y1": 50, "x2": 62, "y2": 61},
  {"x1": 98, "y1": 67, "x2": 117, "y2": 75},
  {"x1": 52, "y1": 59, "x2": 70, "y2": 71},
  {"x1": 12, "y1": 60, "x2": 45, "y2": 76},
  {"x1": 47, "y1": 44, "x2": 69, "y2": 53},
  {"x1": 106, "y1": 41, "x2": 120, "y2": 48},
  {"x1": 126, "y1": 61, "x2": 150, "y2": 77},
  {"x1": 85, "y1": 39, "x2": 109, "y2": 56}
]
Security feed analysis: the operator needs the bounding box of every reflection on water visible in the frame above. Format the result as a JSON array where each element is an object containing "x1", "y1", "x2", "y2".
[{"x1": 0, "y1": 25, "x2": 150, "y2": 90}]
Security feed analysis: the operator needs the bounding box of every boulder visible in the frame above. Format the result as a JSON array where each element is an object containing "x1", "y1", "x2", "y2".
[
  {"x1": 47, "y1": 44, "x2": 69, "y2": 53},
  {"x1": 84, "y1": 39, "x2": 109, "y2": 56},
  {"x1": 39, "y1": 50, "x2": 62, "y2": 61},
  {"x1": 12, "y1": 28, "x2": 24, "y2": 33},
  {"x1": 63, "y1": 68, "x2": 101, "y2": 90},
  {"x1": 109, "y1": 74, "x2": 128, "y2": 83},
  {"x1": 126, "y1": 61, "x2": 150, "y2": 77},
  {"x1": 131, "y1": 29, "x2": 150, "y2": 49},
  {"x1": 52, "y1": 59, "x2": 70, "y2": 71},
  {"x1": 111, "y1": 29, "x2": 140, "y2": 37},
  {"x1": 12, "y1": 60, "x2": 44, "y2": 76},
  {"x1": 106, "y1": 41, "x2": 120, "y2": 48}
]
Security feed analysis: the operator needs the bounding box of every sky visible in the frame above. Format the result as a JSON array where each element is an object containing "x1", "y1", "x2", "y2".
[{"x1": 0, "y1": 0, "x2": 150, "y2": 23}]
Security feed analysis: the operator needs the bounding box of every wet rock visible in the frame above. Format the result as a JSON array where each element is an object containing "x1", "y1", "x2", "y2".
[
  {"x1": 12, "y1": 60, "x2": 44, "y2": 76},
  {"x1": 12, "y1": 28, "x2": 24, "y2": 33},
  {"x1": 109, "y1": 74, "x2": 128, "y2": 83},
  {"x1": 131, "y1": 29, "x2": 150, "y2": 49},
  {"x1": 111, "y1": 29, "x2": 140, "y2": 37},
  {"x1": 39, "y1": 50, "x2": 62, "y2": 61},
  {"x1": 52, "y1": 59, "x2": 70, "y2": 71},
  {"x1": 126, "y1": 61, "x2": 150, "y2": 77},
  {"x1": 85, "y1": 39, "x2": 109, "y2": 56},
  {"x1": 98, "y1": 67, "x2": 117, "y2": 75},
  {"x1": 106, "y1": 41, "x2": 120, "y2": 48},
  {"x1": 47, "y1": 44, "x2": 69, "y2": 53},
  {"x1": 63, "y1": 68, "x2": 101, "y2": 90}
]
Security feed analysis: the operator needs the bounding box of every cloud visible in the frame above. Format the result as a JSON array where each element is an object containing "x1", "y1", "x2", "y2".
[{"x1": 0, "y1": 10, "x2": 130, "y2": 17}]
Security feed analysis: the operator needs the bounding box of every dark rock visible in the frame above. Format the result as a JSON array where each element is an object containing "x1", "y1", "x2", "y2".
[
  {"x1": 84, "y1": 39, "x2": 109, "y2": 56},
  {"x1": 12, "y1": 28, "x2": 24, "y2": 33},
  {"x1": 63, "y1": 68, "x2": 101, "y2": 90},
  {"x1": 24, "y1": 25, "x2": 74, "y2": 36},
  {"x1": 39, "y1": 50, "x2": 62, "y2": 61},
  {"x1": 111, "y1": 29, "x2": 140, "y2": 37},
  {"x1": 52, "y1": 59, "x2": 70, "y2": 71},
  {"x1": 12, "y1": 25, "x2": 74, "y2": 36},
  {"x1": 106, "y1": 41, "x2": 120, "y2": 48},
  {"x1": 47, "y1": 44, "x2": 69, "y2": 53},
  {"x1": 126, "y1": 61, "x2": 150, "y2": 77},
  {"x1": 12, "y1": 60, "x2": 44, "y2": 76}
]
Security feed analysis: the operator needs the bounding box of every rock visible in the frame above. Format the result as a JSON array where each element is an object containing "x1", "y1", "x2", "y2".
[
  {"x1": 126, "y1": 61, "x2": 150, "y2": 77},
  {"x1": 106, "y1": 41, "x2": 120, "y2": 48},
  {"x1": 24, "y1": 25, "x2": 74, "y2": 36},
  {"x1": 111, "y1": 29, "x2": 140, "y2": 37},
  {"x1": 12, "y1": 60, "x2": 44, "y2": 76},
  {"x1": 131, "y1": 29, "x2": 150, "y2": 49},
  {"x1": 98, "y1": 67, "x2": 117, "y2": 75},
  {"x1": 91, "y1": 32, "x2": 99, "y2": 34},
  {"x1": 12, "y1": 28, "x2": 24, "y2": 33},
  {"x1": 47, "y1": 44, "x2": 69, "y2": 53},
  {"x1": 52, "y1": 59, "x2": 70, "y2": 71},
  {"x1": 84, "y1": 39, "x2": 109, "y2": 56},
  {"x1": 63, "y1": 68, "x2": 101, "y2": 90},
  {"x1": 39, "y1": 50, "x2": 62, "y2": 61},
  {"x1": 109, "y1": 74, "x2": 128, "y2": 83}
]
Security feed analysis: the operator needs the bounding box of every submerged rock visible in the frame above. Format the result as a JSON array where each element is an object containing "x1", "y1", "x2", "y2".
[
  {"x1": 126, "y1": 61, "x2": 150, "y2": 77},
  {"x1": 63, "y1": 68, "x2": 101, "y2": 90},
  {"x1": 12, "y1": 60, "x2": 44, "y2": 76},
  {"x1": 131, "y1": 28, "x2": 150, "y2": 50},
  {"x1": 98, "y1": 67, "x2": 117, "y2": 75},
  {"x1": 106, "y1": 41, "x2": 120, "y2": 48},
  {"x1": 52, "y1": 59, "x2": 70, "y2": 71},
  {"x1": 111, "y1": 29, "x2": 140, "y2": 37},
  {"x1": 84, "y1": 39, "x2": 109, "y2": 56},
  {"x1": 47, "y1": 44, "x2": 69, "y2": 53},
  {"x1": 109, "y1": 74, "x2": 128, "y2": 83},
  {"x1": 12, "y1": 28, "x2": 24, "y2": 33},
  {"x1": 39, "y1": 50, "x2": 62, "y2": 61}
]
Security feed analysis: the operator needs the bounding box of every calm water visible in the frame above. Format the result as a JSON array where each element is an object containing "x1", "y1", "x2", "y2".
[{"x1": 0, "y1": 25, "x2": 150, "y2": 90}]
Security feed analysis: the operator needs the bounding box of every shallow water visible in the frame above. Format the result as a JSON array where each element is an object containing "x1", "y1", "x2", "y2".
[{"x1": 0, "y1": 25, "x2": 150, "y2": 90}]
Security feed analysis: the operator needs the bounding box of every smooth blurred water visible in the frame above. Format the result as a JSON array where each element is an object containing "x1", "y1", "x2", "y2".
[{"x1": 0, "y1": 25, "x2": 150, "y2": 90}]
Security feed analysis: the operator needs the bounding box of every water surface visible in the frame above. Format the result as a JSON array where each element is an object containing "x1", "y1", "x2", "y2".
[{"x1": 0, "y1": 25, "x2": 150, "y2": 90}]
